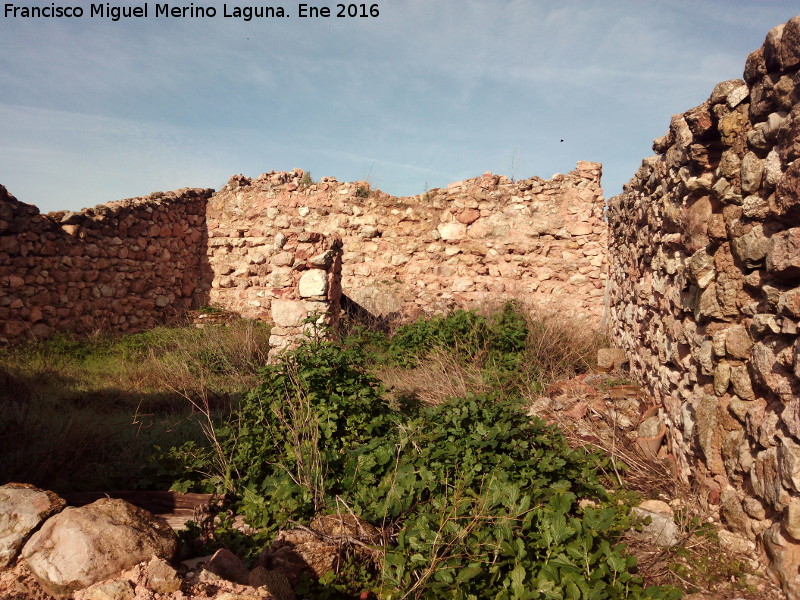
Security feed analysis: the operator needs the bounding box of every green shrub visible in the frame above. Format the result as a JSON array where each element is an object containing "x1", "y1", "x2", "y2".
[
  {"x1": 300, "y1": 171, "x2": 315, "y2": 187},
  {"x1": 160, "y1": 336, "x2": 679, "y2": 600},
  {"x1": 388, "y1": 301, "x2": 529, "y2": 366}
]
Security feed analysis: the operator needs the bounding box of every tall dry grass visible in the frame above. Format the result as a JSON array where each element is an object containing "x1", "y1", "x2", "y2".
[
  {"x1": 0, "y1": 319, "x2": 271, "y2": 492},
  {"x1": 376, "y1": 305, "x2": 606, "y2": 407},
  {"x1": 378, "y1": 348, "x2": 490, "y2": 406}
]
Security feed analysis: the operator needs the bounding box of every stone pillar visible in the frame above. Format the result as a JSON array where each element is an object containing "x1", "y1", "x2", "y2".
[{"x1": 267, "y1": 233, "x2": 342, "y2": 361}]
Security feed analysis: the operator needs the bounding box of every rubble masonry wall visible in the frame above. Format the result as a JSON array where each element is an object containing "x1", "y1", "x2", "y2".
[
  {"x1": 204, "y1": 162, "x2": 606, "y2": 327},
  {"x1": 607, "y1": 16, "x2": 800, "y2": 594},
  {"x1": 0, "y1": 162, "x2": 605, "y2": 346},
  {"x1": 0, "y1": 185, "x2": 211, "y2": 342}
]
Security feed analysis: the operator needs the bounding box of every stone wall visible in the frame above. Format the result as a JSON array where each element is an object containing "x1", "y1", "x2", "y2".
[
  {"x1": 205, "y1": 162, "x2": 606, "y2": 327},
  {"x1": 0, "y1": 185, "x2": 211, "y2": 344},
  {"x1": 607, "y1": 16, "x2": 800, "y2": 596},
  {"x1": 0, "y1": 160, "x2": 605, "y2": 346}
]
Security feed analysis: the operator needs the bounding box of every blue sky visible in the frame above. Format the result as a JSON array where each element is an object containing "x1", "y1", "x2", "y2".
[{"x1": 1, "y1": 1, "x2": 798, "y2": 212}]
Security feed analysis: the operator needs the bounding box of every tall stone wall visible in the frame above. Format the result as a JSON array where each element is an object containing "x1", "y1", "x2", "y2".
[
  {"x1": 0, "y1": 185, "x2": 211, "y2": 344},
  {"x1": 205, "y1": 162, "x2": 606, "y2": 326},
  {"x1": 607, "y1": 16, "x2": 800, "y2": 595}
]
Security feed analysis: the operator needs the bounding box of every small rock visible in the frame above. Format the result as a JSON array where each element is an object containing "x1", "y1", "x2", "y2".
[
  {"x1": 204, "y1": 548, "x2": 250, "y2": 586},
  {"x1": 630, "y1": 501, "x2": 680, "y2": 548},
  {"x1": 437, "y1": 222, "x2": 467, "y2": 241},
  {"x1": 298, "y1": 269, "x2": 328, "y2": 298},
  {"x1": 74, "y1": 579, "x2": 135, "y2": 600},
  {"x1": 249, "y1": 566, "x2": 295, "y2": 600},
  {"x1": 637, "y1": 416, "x2": 662, "y2": 438},
  {"x1": 597, "y1": 348, "x2": 627, "y2": 371},
  {"x1": 21, "y1": 498, "x2": 177, "y2": 598},
  {"x1": 784, "y1": 498, "x2": 800, "y2": 541},
  {"x1": 763, "y1": 522, "x2": 800, "y2": 598},
  {"x1": 456, "y1": 209, "x2": 480, "y2": 225},
  {"x1": 144, "y1": 556, "x2": 181, "y2": 593}
]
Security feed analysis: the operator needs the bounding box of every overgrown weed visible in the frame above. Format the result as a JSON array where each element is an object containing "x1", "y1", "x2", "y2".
[
  {"x1": 0, "y1": 319, "x2": 271, "y2": 492},
  {"x1": 155, "y1": 318, "x2": 680, "y2": 599}
]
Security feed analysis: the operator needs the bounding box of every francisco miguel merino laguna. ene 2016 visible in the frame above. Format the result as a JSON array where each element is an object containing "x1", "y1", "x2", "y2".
[{"x1": 3, "y1": 3, "x2": 295, "y2": 21}]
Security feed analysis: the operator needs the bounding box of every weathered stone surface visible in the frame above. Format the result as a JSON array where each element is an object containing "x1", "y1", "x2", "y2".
[
  {"x1": 143, "y1": 556, "x2": 181, "y2": 594},
  {"x1": 249, "y1": 566, "x2": 295, "y2": 600},
  {"x1": 751, "y1": 340, "x2": 794, "y2": 397},
  {"x1": 731, "y1": 223, "x2": 769, "y2": 268},
  {"x1": 75, "y1": 579, "x2": 135, "y2": 600},
  {"x1": 437, "y1": 222, "x2": 467, "y2": 241},
  {"x1": 776, "y1": 158, "x2": 800, "y2": 212},
  {"x1": 780, "y1": 437, "x2": 800, "y2": 493},
  {"x1": 597, "y1": 348, "x2": 627, "y2": 371},
  {"x1": 783, "y1": 399, "x2": 800, "y2": 444},
  {"x1": 767, "y1": 228, "x2": 800, "y2": 273},
  {"x1": 741, "y1": 152, "x2": 764, "y2": 194},
  {"x1": 764, "y1": 23, "x2": 787, "y2": 70},
  {"x1": 725, "y1": 324, "x2": 753, "y2": 360},
  {"x1": 687, "y1": 249, "x2": 715, "y2": 288},
  {"x1": 607, "y1": 15, "x2": 800, "y2": 585},
  {"x1": 630, "y1": 501, "x2": 680, "y2": 548},
  {"x1": 714, "y1": 361, "x2": 731, "y2": 395},
  {"x1": 710, "y1": 79, "x2": 747, "y2": 105},
  {"x1": 270, "y1": 300, "x2": 307, "y2": 328},
  {"x1": 204, "y1": 548, "x2": 250, "y2": 585},
  {"x1": 1, "y1": 161, "x2": 606, "y2": 349},
  {"x1": 786, "y1": 498, "x2": 800, "y2": 541},
  {"x1": 258, "y1": 528, "x2": 338, "y2": 586},
  {"x1": 0, "y1": 483, "x2": 65, "y2": 569},
  {"x1": 752, "y1": 447, "x2": 789, "y2": 509},
  {"x1": 763, "y1": 522, "x2": 800, "y2": 600},
  {"x1": 21, "y1": 498, "x2": 177, "y2": 598},
  {"x1": 0, "y1": 187, "x2": 212, "y2": 343},
  {"x1": 780, "y1": 16, "x2": 800, "y2": 70},
  {"x1": 298, "y1": 269, "x2": 328, "y2": 298},
  {"x1": 456, "y1": 209, "x2": 480, "y2": 225}
]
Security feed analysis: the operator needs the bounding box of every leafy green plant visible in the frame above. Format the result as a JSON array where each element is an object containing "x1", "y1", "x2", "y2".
[
  {"x1": 355, "y1": 184, "x2": 370, "y2": 198},
  {"x1": 387, "y1": 301, "x2": 529, "y2": 369},
  {"x1": 158, "y1": 332, "x2": 679, "y2": 600}
]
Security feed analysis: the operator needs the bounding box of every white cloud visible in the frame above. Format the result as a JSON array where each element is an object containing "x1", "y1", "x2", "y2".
[{"x1": 1, "y1": 1, "x2": 799, "y2": 208}]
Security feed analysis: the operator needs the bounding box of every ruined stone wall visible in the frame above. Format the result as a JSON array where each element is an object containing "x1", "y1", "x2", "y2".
[
  {"x1": 0, "y1": 160, "x2": 605, "y2": 345},
  {"x1": 0, "y1": 185, "x2": 211, "y2": 343},
  {"x1": 204, "y1": 162, "x2": 606, "y2": 327},
  {"x1": 607, "y1": 16, "x2": 800, "y2": 595}
]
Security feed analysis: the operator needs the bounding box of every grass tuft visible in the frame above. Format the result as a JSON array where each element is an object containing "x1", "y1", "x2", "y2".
[{"x1": 0, "y1": 319, "x2": 271, "y2": 492}]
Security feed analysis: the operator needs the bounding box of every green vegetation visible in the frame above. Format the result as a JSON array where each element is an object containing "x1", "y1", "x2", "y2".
[
  {"x1": 153, "y1": 306, "x2": 679, "y2": 599},
  {"x1": 300, "y1": 171, "x2": 315, "y2": 187},
  {"x1": 0, "y1": 319, "x2": 271, "y2": 492},
  {"x1": 1, "y1": 304, "x2": 687, "y2": 598}
]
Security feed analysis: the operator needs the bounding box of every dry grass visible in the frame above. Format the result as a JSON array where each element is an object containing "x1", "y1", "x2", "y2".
[
  {"x1": 376, "y1": 304, "x2": 607, "y2": 407},
  {"x1": 520, "y1": 309, "x2": 606, "y2": 386},
  {"x1": 377, "y1": 348, "x2": 489, "y2": 406},
  {"x1": 128, "y1": 319, "x2": 272, "y2": 406},
  {"x1": 546, "y1": 403, "x2": 677, "y2": 498},
  {"x1": 537, "y1": 380, "x2": 783, "y2": 599},
  {"x1": 0, "y1": 319, "x2": 272, "y2": 492}
]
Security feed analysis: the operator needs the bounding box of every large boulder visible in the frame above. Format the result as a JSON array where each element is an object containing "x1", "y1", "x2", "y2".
[
  {"x1": 21, "y1": 498, "x2": 177, "y2": 598},
  {"x1": 0, "y1": 483, "x2": 66, "y2": 569}
]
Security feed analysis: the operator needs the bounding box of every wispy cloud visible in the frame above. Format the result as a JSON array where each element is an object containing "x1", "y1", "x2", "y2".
[{"x1": 1, "y1": 0, "x2": 798, "y2": 209}]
